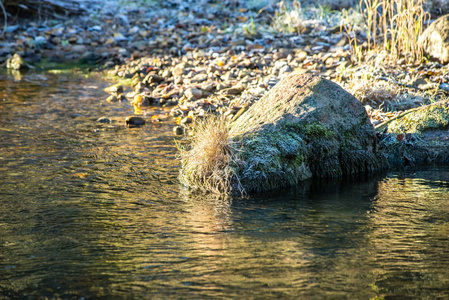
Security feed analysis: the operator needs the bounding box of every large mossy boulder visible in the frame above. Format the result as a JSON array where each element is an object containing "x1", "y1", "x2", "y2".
[
  {"x1": 179, "y1": 73, "x2": 387, "y2": 194},
  {"x1": 376, "y1": 99, "x2": 449, "y2": 167}
]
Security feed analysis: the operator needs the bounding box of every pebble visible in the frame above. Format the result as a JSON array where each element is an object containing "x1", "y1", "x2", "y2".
[
  {"x1": 71, "y1": 45, "x2": 87, "y2": 54},
  {"x1": 185, "y1": 88, "x2": 203, "y2": 100},
  {"x1": 97, "y1": 117, "x2": 111, "y2": 123}
]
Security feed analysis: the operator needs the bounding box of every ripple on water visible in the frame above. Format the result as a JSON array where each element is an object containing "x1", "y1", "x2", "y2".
[{"x1": 1, "y1": 71, "x2": 449, "y2": 299}]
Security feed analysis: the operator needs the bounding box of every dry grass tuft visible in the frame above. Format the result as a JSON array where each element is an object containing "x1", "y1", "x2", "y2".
[
  {"x1": 357, "y1": 0, "x2": 429, "y2": 61},
  {"x1": 349, "y1": 79, "x2": 399, "y2": 107},
  {"x1": 177, "y1": 116, "x2": 244, "y2": 195}
]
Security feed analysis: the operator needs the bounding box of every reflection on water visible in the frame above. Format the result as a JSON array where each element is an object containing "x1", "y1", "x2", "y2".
[{"x1": 1, "y1": 70, "x2": 449, "y2": 299}]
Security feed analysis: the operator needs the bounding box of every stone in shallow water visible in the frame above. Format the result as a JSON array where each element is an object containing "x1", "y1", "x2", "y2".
[
  {"x1": 6, "y1": 53, "x2": 28, "y2": 70},
  {"x1": 173, "y1": 126, "x2": 185, "y2": 135},
  {"x1": 125, "y1": 116, "x2": 145, "y2": 127},
  {"x1": 179, "y1": 73, "x2": 387, "y2": 194},
  {"x1": 97, "y1": 117, "x2": 111, "y2": 123}
]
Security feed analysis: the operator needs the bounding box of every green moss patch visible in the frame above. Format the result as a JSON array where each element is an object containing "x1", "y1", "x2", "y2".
[{"x1": 377, "y1": 100, "x2": 449, "y2": 134}]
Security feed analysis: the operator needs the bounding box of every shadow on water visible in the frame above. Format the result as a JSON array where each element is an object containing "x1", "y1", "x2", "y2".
[{"x1": 1, "y1": 70, "x2": 449, "y2": 299}]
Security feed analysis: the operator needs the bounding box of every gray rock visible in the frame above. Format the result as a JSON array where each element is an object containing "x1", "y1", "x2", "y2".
[
  {"x1": 144, "y1": 74, "x2": 164, "y2": 84},
  {"x1": 71, "y1": 45, "x2": 87, "y2": 54},
  {"x1": 179, "y1": 73, "x2": 387, "y2": 194},
  {"x1": 273, "y1": 48, "x2": 293, "y2": 60},
  {"x1": 185, "y1": 88, "x2": 203, "y2": 100},
  {"x1": 419, "y1": 15, "x2": 449, "y2": 63},
  {"x1": 189, "y1": 73, "x2": 208, "y2": 83}
]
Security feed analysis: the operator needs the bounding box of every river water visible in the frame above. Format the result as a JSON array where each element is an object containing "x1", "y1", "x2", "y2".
[{"x1": 1, "y1": 70, "x2": 449, "y2": 299}]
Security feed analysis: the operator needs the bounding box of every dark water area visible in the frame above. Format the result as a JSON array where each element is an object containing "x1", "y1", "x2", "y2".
[{"x1": 1, "y1": 70, "x2": 449, "y2": 299}]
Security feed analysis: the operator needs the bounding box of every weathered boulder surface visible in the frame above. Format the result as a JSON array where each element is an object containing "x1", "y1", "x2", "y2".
[
  {"x1": 419, "y1": 14, "x2": 449, "y2": 63},
  {"x1": 229, "y1": 73, "x2": 387, "y2": 193},
  {"x1": 376, "y1": 99, "x2": 449, "y2": 167},
  {"x1": 179, "y1": 72, "x2": 387, "y2": 194}
]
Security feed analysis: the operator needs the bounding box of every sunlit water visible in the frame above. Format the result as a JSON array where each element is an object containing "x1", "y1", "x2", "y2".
[{"x1": 1, "y1": 70, "x2": 449, "y2": 299}]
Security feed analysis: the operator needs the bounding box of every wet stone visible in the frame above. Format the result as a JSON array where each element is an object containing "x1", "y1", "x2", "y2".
[
  {"x1": 173, "y1": 126, "x2": 185, "y2": 135},
  {"x1": 97, "y1": 117, "x2": 111, "y2": 123},
  {"x1": 106, "y1": 95, "x2": 118, "y2": 102},
  {"x1": 125, "y1": 116, "x2": 146, "y2": 127},
  {"x1": 6, "y1": 53, "x2": 28, "y2": 70}
]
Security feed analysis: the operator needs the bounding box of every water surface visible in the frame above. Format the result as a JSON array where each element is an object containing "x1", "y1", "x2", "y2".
[{"x1": 1, "y1": 70, "x2": 449, "y2": 299}]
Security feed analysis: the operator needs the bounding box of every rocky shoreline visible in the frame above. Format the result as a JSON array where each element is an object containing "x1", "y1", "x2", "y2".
[{"x1": 2, "y1": 0, "x2": 449, "y2": 179}]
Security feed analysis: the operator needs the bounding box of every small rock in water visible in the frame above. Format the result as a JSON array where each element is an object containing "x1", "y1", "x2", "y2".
[
  {"x1": 6, "y1": 53, "x2": 28, "y2": 70},
  {"x1": 105, "y1": 84, "x2": 124, "y2": 94},
  {"x1": 111, "y1": 85, "x2": 124, "y2": 95},
  {"x1": 125, "y1": 116, "x2": 145, "y2": 127},
  {"x1": 97, "y1": 117, "x2": 111, "y2": 123},
  {"x1": 173, "y1": 126, "x2": 185, "y2": 135},
  {"x1": 106, "y1": 95, "x2": 118, "y2": 102}
]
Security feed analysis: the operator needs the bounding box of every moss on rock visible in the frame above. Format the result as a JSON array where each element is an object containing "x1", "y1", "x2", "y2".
[
  {"x1": 377, "y1": 100, "x2": 449, "y2": 134},
  {"x1": 234, "y1": 129, "x2": 311, "y2": 193},
  {"x1": 376, "y1": 99, "x2": 449, "y2": 168}
]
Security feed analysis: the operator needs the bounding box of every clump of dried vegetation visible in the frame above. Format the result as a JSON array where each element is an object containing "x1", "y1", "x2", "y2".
[
  {"x1": 357, "y1": 0, "x2": 429, "y2": 62},
  {"x1": 177, "y1": 116, "x2": 243, "y2": 195},
  {"x1": 350, "y1": 79, "x2": 398, "y2": 106}
]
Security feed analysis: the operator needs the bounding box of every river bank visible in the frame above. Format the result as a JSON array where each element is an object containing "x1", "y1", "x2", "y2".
[{"x1": 2, "y1": 0, "x2": 449, "y2": 172}]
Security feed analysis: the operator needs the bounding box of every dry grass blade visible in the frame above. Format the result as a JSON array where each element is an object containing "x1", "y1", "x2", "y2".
[{"x1": 177, "y1": 116, "x2": 244, "y2": 195}]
